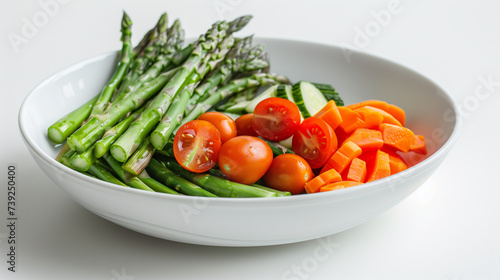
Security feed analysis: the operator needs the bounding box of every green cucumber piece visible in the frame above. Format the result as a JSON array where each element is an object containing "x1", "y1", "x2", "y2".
[
  {"x1": 310, "y1": 82, "x2": 344, "y2": 106},
  {"x1": 244, "y1": 84, "x2": 279, "y2": 113},
  {"x1": 292, "y1": 81, "x2": 328, "y2": 118},
  {"x1": 276, "y1": 84, "x2": 294, "y2": 102}
]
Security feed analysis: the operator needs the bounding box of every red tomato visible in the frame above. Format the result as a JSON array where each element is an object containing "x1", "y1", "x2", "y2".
[
  {"x1": 292, "y1": 117, "x2": 338, "y2": 169},
  {"x1": 263, "y1": 154, "x2": 314, "y2": 195},
  {"x1": 173, "y1": 120, "x2": 221, "y2": 173},
  {"x1": 235, "y1": 113, "x2": 258, "y2": 136},
  {"x1": 218, "y1": 136, "x2": 273, "y2": 185},
  {"x1": 197, "y1": 111, "x2": 237, "y2": 143},
  {"x1": 251, "y1": 97, "x2": 301, "y2": 141}
]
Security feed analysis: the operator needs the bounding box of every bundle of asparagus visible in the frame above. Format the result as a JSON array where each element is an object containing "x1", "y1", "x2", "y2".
[{"x1": 47, "y1": 12, "x2": 291, "y2": 197}]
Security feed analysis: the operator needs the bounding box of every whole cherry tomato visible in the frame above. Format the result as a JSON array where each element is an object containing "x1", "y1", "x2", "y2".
[
  {"x1": 263, "y1": 154, "x2": 314, "y2": 195},
  {"x1": 218, "y1": 136, "x2": 273, "y2": 185},
  {"x1": 197, "y1": 111, "x2": 237, "y2": 143},
  {"x1": 235, "y1": 113, "x2": 258, "y2": 136}
]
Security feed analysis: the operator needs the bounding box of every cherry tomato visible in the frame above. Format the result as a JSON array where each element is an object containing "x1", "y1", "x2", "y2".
[
  {"x1": 292, "y1": 117, "x2": 338, "y2": 169},
  {"x1": 197, "y1": 111, "x2": 237, "y2": 143},
  {"x1": 235, "y1": 113, "x2": 258, "y2": 136},
  {"x1": 251, "y1": 97, "x2": 301, "y2": 141},
  {"x1": 263, "y1": 154, "x2": 314, "y2": 195},
  {"x1": 173, "y1": 120, "x2": 221, "y2": 173},
  {"x1": 218, "y1": 136, "x2": 273, "y2": 185}
]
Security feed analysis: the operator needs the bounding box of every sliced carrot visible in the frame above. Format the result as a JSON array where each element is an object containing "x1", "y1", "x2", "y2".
[
  {"x1": 363, "y1": 106, "x2": 402, "y2": 126},
  {"x1": 337, "y1": 106, "x2": 365, "y2": 134},
  {"x1": 353, "y1": 107, "x2": 384, "y2": 129},
  {"x1": 344, "y1": 157, "x2": 367, "y2": 182},
  {"x1": 343, "y1": 128, "x2": 384, "y2": 151},
  {"x1": 366, "y1": 150, "x2": 391, "y2": 182},
  {"x1": 304, "y1": 176, "x2": 325, "y2": 194},
  {"x1": 346, "y1": 99, "x2": 389, "y2": 110},
  {"x1": 382, "y1": 148, "x2": 408, "y2": 175},
  {"x1": 379, "y1": 123, "x2": 415, "y2": 153},
  {"x1": 318, "y1": 168, "x2": 342, "y2": 184},
  {"x1": 320, "y1": 181, "x2": 363, "y2": 192},
  {"x1": 347, "y1": 100, "x2": 405, "y2": 126},
  {"x1": 320, "y1": 141, "x2": 362, "y2": 174},
  {"x1": 314, "y1": 100, "x2": 343, "y2": 130},
  {"x1": 409, "y1": 134, "x2": 427, "y2": 154}
]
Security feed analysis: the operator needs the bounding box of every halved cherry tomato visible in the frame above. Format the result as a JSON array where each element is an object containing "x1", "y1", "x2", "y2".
[
  {"x1": 218, "y1": 136, "x2": 273, "y2": 185},
  {"x1": 263, "y1": 154, "x2": 314, "y2": 195},
  {"x1": 235, "y1": 113, "x2": 258, "y2": 136},
  {"x1": 197, "y1": 111, "x2": 237, "y2": 143},
  {"x1": 251, "y1": 97, "x2": 301, "y2": 141},
  {"x1": 173, "y1": 120, "x2": 221, "y2": 173},
  {"x1": 292, "y1": 117, "x2": 338, "y2": 169}
]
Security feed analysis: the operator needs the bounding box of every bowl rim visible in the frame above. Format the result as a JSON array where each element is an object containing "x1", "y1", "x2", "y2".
[{"x1": 18, "y1": 37, "x2": 462, "y2": 205}]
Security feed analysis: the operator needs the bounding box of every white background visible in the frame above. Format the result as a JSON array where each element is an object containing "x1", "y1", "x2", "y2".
[{"x1": 2, "y1": 0, "x2": 500, "y2": 279}]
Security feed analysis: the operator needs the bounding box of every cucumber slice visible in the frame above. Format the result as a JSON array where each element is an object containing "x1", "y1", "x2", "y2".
[
  {"x1": 245, "y1": 85, "x2": 279, "y2": 113},
  {"x1": 310, "y1": 82, "x2": 344, "y2": 106},
  {"x1": 276, "y1": 84, "x2": 294, "y2": 102},
  {"x1": 292, "y1": 81, "x2": 328, "y2": 118},
  {"x1": 224, "y1": 101, "x2": 251, "y2": 114}
]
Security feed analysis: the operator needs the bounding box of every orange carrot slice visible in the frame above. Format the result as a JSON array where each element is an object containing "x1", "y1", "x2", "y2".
[
  {"x1": 379, "y1": 123, "x2": 415, "y2": 153},
  {"x1": 363, "y1": 106, "x2": 402, "y2": 126},
  {"x1": 337, "y1": 106, "x2": 365, "y2": 134},
  {"x1": 321, "y1": 141, "x2": 362, "y2": 174},
  {"x1": 347, "y1": 99, "x2": 405, "y2": 126},
  {"x1": 318, "y1": 168, "x2": 342, "y2": 184},
  {"x1": 382, "y1": 148, "x2": 408, "y2": 175},
  {"x1": 344, "y1": 157, "x2": 367, "y2": 182},
  {"x1": 343, "y1": 128, "x2": 384, "y2": 151},
  {"x1": 354, "y1": 107, "x2": 384, "y2": 129},
  {"x1": 304, "y1": 176, "x2": 325, "y2": 194},
  {"x1": 320, "y1": 181, "x2": 363, "y2": 192},
  {"x1": 366, "y1": 150, "x2": 391, "y2": 182},
  {"x1": 409, "y1": 134, "x2": 427, "y2": 154},
  {"x1": 314, "y1": 100, "x2": 343, "y2": 130}
]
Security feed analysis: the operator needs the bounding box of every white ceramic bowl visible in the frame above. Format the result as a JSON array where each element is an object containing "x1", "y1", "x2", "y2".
[{"x1": 19, "y1": 38, "x2": 461, "y2": 247}]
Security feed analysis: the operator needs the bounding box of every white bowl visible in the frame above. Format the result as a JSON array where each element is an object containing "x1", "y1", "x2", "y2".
[{"x1": 19, "y1": 38, "x2": 461, "y2": 247}]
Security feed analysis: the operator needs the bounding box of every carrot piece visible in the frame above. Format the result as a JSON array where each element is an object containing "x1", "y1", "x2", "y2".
[
  {"x1": 320, "y1": 181, "x2": 363, "y2": 192},
  {"x1": 382, "y1": 148, "x2": 408, "y2": 175},
  {"x1": 347, "y1": 100, "x2": 405, "y2": 126},
  {"x1": 337, "y1": 106, "x2": 365, "y2": 134},
  {"x1": 353, "y1": 107, "x2": 384, "y2": 129},
  {"x1": 363, "y1": 106, "x2": 402, "y2": 126},
  {"x1": 344, "y1": 157, "x2": 367, "y2": 182},
  {"x1": 304, "y1": 176, "x2": 326, "y2": 194},
  {"x1": 320, "y1": 141, "x2": 362, "y2": 174},
  {"x1": 379, "y1": 123, "x2": 415, "y2": 153},
  {"x1": 366, "y1": 150, "x2": 391, "y2": 182},
  {"x1": 343, "y1": 128, "x2": 384, "y2": 151},
  {"x1": 410, "y1": 134, "x2": 427, "y2": 154},
  {"x1": 386, "y1": 104, "x2": 406, "y2": 126},
  {"x1": 346, "y1": 100, "x2": 389, "y2": 110},
  {"x1": 318, "y1": 168, "x2": 342, "y2": 184},
  {"x1": 314, "y1": 100, "x2": 343, "y2": 130}
]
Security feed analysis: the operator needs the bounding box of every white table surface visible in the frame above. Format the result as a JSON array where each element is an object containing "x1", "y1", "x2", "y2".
[{"x1": 2, "y1": 0, "x2": 500, "y2": 279}]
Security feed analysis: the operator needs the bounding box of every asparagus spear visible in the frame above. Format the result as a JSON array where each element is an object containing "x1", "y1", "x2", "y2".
[
  {"x1": 47, "y1": 96, "x2": 98, "y2": 144},
  {"x1": 159, "y1": 157, "x2": 282, "y2": 198},
  {"x1": 67, "y1": 66, "x2": 179, "y2": 153},
  {"x1": 87, "y1": 160, "x2": 128, "y2": 187},
  {"x1": 101, "y1": 153, "x2": 154, "y2": 191},
  {"x1": 93, "y1": 101, "x2": 148, "y2": 158},
  {"x1": 110, "y1": 22, "x2": 233, "y2": 162},
  {"x1": 137, "y1": 169, "x2": 180, "y2": 195},
  {"x1": 181, "y1": 73, "x2": 291, "y2": 126},
  {"x1": 147, "y1": 158, "x2": 218, "y2": 197},
  {"x1": 90, "y1": 12, "x2": 134, "y2": 116}
]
